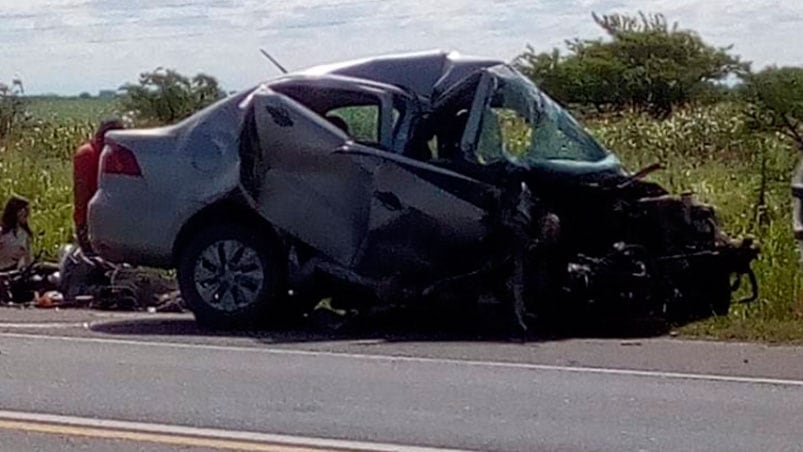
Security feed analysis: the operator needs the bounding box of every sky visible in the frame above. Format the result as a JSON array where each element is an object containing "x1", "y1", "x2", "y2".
[{"x1": 1, "y1": 0, "x2": 802, "y2": 95}]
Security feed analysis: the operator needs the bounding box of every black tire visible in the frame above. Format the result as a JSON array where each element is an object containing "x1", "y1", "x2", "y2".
[{"x1": 177, "y1": 223, "x2": 285, "y2": 329}]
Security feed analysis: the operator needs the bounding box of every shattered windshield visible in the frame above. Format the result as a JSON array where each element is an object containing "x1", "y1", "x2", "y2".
[{"x1": 474, "y1": 65, "x2": 610, "y2": 167}]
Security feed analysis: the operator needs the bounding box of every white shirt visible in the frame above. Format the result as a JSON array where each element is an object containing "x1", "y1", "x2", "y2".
[{"x1": 0, "y1": 229, "x2": 32, "y2": 270}]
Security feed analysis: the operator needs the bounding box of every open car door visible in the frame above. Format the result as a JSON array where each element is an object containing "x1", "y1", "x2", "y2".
[
  {"x1": 243, "y1": 86, "x2": 373, "y2": 267},
  {"x1": 342, "y1": 144, "x2": 497, "y2": 279}
]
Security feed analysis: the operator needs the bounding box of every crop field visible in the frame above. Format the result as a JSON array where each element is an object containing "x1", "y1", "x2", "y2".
[
  {"x1": 1, "y1": 96, "x2": 801, "y2": 342},
  {"x1": 24, "y1": 96, "x2": 121, "y2": 123}
]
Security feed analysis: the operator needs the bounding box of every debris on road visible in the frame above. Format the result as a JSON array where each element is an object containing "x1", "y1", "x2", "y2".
[{"x1": 0, "y1": 244, "x2": 183, "y2": 313}]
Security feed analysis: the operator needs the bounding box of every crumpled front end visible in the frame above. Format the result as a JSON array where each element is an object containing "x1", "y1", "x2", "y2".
[
  {"x1": 561, "y1": 188, "x2": 760, "y2": 319},
  {"x1": 636, "y1": 194, "x2": 759, "y2": 304}
]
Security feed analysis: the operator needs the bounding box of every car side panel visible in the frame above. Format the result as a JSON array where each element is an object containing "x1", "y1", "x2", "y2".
[
  {"x1": 90, "y1": 93, "x2": 250, "y2": 267},
  {"x1": 343, "y1": 145, "x2": 497, "y2": 278},
  {"x1": 89, "y1": 147, "x2": 241, "y2": 267}
]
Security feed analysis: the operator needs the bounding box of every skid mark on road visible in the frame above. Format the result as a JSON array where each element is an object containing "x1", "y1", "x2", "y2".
[{"x1": 2, "y1": 332, "x2": 803, "y2": 388}]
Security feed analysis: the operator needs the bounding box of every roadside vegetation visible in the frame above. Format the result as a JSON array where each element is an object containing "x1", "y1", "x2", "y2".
[
  {"x1": 1, "y1": 12, "x2": 802, "y2": 342},
  {"x1": 119, "y1": 68, "x2": 225, "y2": 124}
]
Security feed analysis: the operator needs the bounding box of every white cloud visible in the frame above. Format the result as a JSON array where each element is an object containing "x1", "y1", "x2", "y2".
[{"x1": 0, "y1": 0, "x2": 801, "y2": 94}]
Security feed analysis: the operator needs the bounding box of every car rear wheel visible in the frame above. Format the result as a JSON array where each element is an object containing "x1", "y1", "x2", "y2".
[{"x1": 178, "y1": 223, "x2": 285, "y2": 329}]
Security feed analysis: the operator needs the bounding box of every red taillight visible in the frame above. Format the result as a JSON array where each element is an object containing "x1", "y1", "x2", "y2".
[{"x1": 103, "y1": 141, "x2": 142, "y2": 177}]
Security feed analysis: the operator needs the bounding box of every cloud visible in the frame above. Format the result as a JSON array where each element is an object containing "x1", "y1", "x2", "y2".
[{"x1": 0, "y1": 0, "x2": 801, "y2": 94}]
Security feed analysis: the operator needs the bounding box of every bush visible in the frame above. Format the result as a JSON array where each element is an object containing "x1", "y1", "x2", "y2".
[
  {"x1": 120, "y1": 68, "x2": 225, "y2": 125},
  {"x1": 515, "y1": 12, "x2": 746, "y2": 117},
  {"x1": 742, "y1": 66, "x2": 803, "y2": 151}
]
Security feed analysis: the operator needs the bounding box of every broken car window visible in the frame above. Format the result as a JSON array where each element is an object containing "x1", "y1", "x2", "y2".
[
  {"x1": 474, "y1": 66, "x2": 610, "y2": 167},
  {"x1": 475, "y1": 107, "x2": 532, "y2": 165},
  {"x1": 327, "y1": 105, "x2": 380, "y2": 143}
]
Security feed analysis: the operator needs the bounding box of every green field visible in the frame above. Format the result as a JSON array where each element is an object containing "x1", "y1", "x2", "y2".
[
  {"x1": 25, "y1": 96, "x2": 121, "y2": 123},
  {"x1": 1, "y1": 96, "x2": 801, "y2": 342}
]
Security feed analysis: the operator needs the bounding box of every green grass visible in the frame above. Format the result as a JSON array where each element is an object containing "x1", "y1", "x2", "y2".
[
  {"x1": 1, "y1": 98, "x2": 801, "y2": 343},
  {"x1": 25, "y1": 96, "x2": 120, "y2": 123},
  {"x1": 680, "y1": 317, "x2": 803, "y2": 345}
]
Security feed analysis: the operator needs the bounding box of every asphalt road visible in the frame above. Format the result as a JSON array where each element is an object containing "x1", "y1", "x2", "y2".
[{"x1": 1, "y1": 310, "x2": 803, "y2": 451}]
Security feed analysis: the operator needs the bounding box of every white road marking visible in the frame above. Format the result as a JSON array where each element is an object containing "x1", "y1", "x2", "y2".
[
  {"x1": 0, "y1": 322, "x2": 87, "y2": 329},
  {"x1": 2, "y1": 332, "x2": 803, "y2": 388},
  {"x1": 0, "y1": 409, "x2": 464, "y2": 452}
]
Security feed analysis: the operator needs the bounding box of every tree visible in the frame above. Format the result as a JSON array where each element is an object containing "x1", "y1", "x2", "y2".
[
  {"x1": 515, "y1": 12, "x2": 747, "y2": 117},
  {"x1": 120, "y1": 68, "x2": 226, "y2": 124},
  {"x1": 743, "y1": 66, "x2": 803, "y2": 151}
]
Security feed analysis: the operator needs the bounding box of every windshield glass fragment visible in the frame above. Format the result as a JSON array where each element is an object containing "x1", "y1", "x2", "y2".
[{"x1": 474, "y1": 65, "x2": 610, "y2": 167}]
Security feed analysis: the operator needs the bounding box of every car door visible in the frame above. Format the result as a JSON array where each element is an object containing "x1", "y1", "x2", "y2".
[
  {"x1": 343, "y1": 144, "x2": 497, "y2": 279},
  {"x1": 340, "y1": 73, "x2": 502, "y2": 280},
  {"x1": 244, "y1": 87, "x2": 374, "y2": 267}
]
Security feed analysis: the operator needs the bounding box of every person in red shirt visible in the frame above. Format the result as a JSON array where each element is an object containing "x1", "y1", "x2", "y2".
[{"x1": 73, "y1": 119, "x2": 124, "y2": 254}]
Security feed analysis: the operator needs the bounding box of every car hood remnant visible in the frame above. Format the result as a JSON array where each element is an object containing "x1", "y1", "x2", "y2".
[{"x1": 95, "y1": 50, "x2": 759, "y2": 332}]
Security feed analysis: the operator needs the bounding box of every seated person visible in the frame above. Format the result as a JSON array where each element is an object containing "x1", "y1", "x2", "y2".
[{"x1": 0, "y1": 196, "x2": 33, "y2": 272}]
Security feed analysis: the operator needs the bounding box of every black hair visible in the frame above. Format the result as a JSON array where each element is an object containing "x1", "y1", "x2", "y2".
[
  {"x1": 1, "y1": 195, "x2": 31, "y2": 236},
  {"x1": 94, "y1": 118, "x2": 125, "y2": 144}
]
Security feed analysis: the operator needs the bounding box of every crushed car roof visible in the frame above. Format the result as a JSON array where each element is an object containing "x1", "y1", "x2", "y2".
[{"x1": 300, "y1": 50, "x2": 504, "y2": 99}]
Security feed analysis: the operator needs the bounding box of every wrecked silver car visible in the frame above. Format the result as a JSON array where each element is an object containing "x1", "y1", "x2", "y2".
[{"x1": 88, "y1": 51, "x2": 758, "y2": 330}]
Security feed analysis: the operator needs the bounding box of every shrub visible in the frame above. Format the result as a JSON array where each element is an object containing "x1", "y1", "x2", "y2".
[{"x1": 120, "y1": 68, "x2": 225, "y2": 125}]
